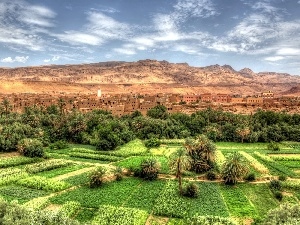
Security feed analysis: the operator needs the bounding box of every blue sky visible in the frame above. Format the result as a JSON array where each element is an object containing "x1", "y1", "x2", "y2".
[{"x1": 0, "y1": 0, "x2": 300, "y2": 75}]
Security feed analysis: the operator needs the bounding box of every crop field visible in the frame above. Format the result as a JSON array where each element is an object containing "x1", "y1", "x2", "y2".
[{"x1": 1, "y1": 139, "x2": 300, "y2": 224}]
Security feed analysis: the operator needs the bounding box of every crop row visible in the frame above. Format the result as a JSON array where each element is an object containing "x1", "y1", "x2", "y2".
[
  {"x1": 60, "y1": 201, "x2": 81, "y2": 217},
  {"x1": 220, "y1": 185, "x2": 257, "y2": 218},
  {"x1": 215, "y1": 150, "x2": 226, "y2": 168},
  {"x1": 0, "y1": 156, "x2": 42, "y2": 168},
  {"x1": 153, "y1": 181, "x2": 228, "y2": 218},
  {"x1": 282, "y1": 180, "x2": 300, "y2": 191},
  {"x1": 23, "y1": 196, "x2": 49, "y2": 210},
  {"x1": 0, "y1": 168, "x2": 28, "y2": 186},
  {"x1": 25, "y1": 159, "x2": 73, "y2": 174},
  {"x1": 253, "y1": 152, "x2": 297, "y2": 177},
  {"x1": 92, "y1": 205, "x2": 148, "y2": 225},
  {"x1": 269, "y1": 154, "x2": 300, "y2": 161},
  {"x1": 69, "y1": 152, "x2": 123, "y2": 162},
  {"x1": 17, "y1": 176, "x2": 70, "y2": 192},
  {"x1": 240, "y1": 151, "x2": 269, "y2": 174}
]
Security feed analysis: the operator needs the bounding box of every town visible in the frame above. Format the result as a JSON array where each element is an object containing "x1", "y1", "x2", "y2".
[{"x1": 1, "y1": 90, "x2": 300, "y2": 116}]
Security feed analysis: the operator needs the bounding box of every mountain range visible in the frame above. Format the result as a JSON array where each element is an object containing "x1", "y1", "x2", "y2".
[{"x1": 0, "y1": 59, "x2": 299, "y2": 95}]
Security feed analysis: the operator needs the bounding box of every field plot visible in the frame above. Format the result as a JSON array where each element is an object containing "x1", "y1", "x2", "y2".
[{"x1": 1, "y1": 140, "x2": 300, "y2": 224}]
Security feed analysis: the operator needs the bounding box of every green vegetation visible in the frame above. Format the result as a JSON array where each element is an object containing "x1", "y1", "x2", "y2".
[
  {"x1": 92, "y1": 205, "x2": 148, "y2": 225},
  {"x1": 17, "y1": 176, "x2": 70, "y2": 191},
  {"x1": 220, "y1": 185, "x2": 257, "y2": 218},
  {"x1": 1, "y1": 106, "x2": 300, "y2": 224}
]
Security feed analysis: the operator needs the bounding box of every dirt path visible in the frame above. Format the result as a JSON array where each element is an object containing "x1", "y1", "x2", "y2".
[{"x1": 0, "y1": 152, "x2": 20, "y2": 158}]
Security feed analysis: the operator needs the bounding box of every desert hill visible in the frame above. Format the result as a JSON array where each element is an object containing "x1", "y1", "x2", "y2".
[{"x1": 0, "y1": 59, "x2": 300, "y2": 95}]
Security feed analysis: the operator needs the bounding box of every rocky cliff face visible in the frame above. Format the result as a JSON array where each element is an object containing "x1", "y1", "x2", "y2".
[{"x1": 0, "y1": 59, "x2": 300, "y2": 95}]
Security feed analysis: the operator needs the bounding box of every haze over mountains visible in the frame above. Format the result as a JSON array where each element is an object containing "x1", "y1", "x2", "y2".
[{"x1": 0, "y1": 60, "x2": 300, "y2": 96}]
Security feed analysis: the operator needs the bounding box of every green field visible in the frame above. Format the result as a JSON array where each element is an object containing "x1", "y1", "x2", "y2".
[{"x1": 1, "y1": 139, "x2": 300, "y2": 224}]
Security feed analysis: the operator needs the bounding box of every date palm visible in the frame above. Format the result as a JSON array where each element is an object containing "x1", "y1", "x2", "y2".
[
  {"x1": 221, "y1": 152, "x2": 249, "y2": 185},
  {"x1": 169, "y1": 148, "x2": 191, "y2": 195}
]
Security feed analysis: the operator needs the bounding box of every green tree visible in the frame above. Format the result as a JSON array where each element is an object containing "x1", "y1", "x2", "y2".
[
  {"x1": 169, "y1": 148, "x2": 191, "y2": 195},
  {"x1": 221, "y1": 152, "x2": 249, "y2": 185},
  {"x1": 146, "y1": 105, "x2": 168, "y2": 119}
]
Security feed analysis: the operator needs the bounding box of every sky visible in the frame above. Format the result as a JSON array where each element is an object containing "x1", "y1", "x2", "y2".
[{"x1": 0, "y1": 0, "x2": 300, "y2": 75}]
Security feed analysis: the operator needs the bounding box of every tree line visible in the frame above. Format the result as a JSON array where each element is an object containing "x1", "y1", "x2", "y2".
[{"x1": 0, "y1": 99, "x2": 300, "y2": 152}]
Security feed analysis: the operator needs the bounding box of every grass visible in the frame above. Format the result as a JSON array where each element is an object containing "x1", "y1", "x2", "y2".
[
  {"x1": 124, "y1": 180, "x2": 166, "y2": 212},
  {"x1": 50, "y1": 177, "x2": 141, "y2": 208},
  {"x1": 0, "y1": 185, "x2": 49, "y2": 203},
  {"x1": 220, "y1": 184, "x2": 257, "y2": 218},
  {"x1": 75, "y1": 207, "x2": 97, "y2": 223},
  {"x1": 62, "y1": 172, "x2": 90, "y2": 186},
  {"x1": 115, "y1": 156, "x2": 170, "y2": 174},
  {"x1": 37, "y1": 164, "x2": 88, "y2": 178},
  {"x1": 153, "y1": 181, "x2": 229, "y2": 218},
  {"x1": 239, "y1": 183, "x2": 279, "y2": 217}
]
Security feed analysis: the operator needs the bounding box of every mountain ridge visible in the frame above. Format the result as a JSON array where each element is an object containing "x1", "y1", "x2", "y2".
[{"x1": 0, "y1": 59, "x2": 299, "y2": 95}]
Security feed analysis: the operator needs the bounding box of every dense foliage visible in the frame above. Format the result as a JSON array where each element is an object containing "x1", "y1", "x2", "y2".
[
  {"x1": 1, "y1": 104, "x2": 300, "y2": 153},
  {"x1": 0, "y1": 198, "x2": 80, "y2": 225}
]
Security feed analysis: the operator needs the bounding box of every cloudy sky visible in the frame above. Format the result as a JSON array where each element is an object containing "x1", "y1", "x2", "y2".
[{"x1": 0, "y1": 0, "x2": 300, "y2": 75}]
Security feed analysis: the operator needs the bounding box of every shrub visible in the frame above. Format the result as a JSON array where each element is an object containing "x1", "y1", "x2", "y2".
[
  {"x1": 278, "y1": 175, "x2": 287, "y2": 181},
  {"x1": 206, "y1": 170, "x2": 217, "y2": 180},
  {"x1": 49, "y1": 140, "x2": 68, "y2": 150},
  {"x1": 244, "y1": 173, "x2": 256, "y2": 182},
  {"x1": 89, "y1": 166, "x2": 107, "y2": 188},
  {"x1": 261, "y1": 203, "x2": 300, "y2": 225},
  {"x1": 269, "y1": 179, "x2": 282, "y2": 191},
  {"x1": 114, "y1": 166, "x2": 123, "y2": 181},
  {"x1": 144, "y1": 138, "x2": 161, "y2": 148},
  {"x1": 274, "y1": 191, "x2": 283, "y2": 201},
  {"x1": 140, "y1": 158, "x2": 160, "y2": 181},
  {"x1": 267, "y1": 141, "x2": 280, "y2": 151},
  {"x1": 183, "y1": 182, "x2": 199, "y2": 198},
  {"x1": 17, "y1": 138, "x2": 44, "y2": 158}
]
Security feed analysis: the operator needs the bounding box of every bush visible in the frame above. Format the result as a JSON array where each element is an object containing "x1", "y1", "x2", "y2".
[
  {"x1": 206, "y1": 170, "x2": 217, "y2": 180},
  {"x1": 17, "y1": 138, "x2": 44, "y2": 158},
  {"x1": 114, "y1": 166, "x2": 123, "y2": 181},
  {"x1": 140, "y1": 158, "x2": 160, "y2": 181},
  {"x1": 244, "y1": 173, "x2": 256, "y2": 182},
  {"x1": 49, "y1": 140, "x2": 68, "y2": 150},
  {"x1": 261, "y1": 203, "x2": 300, "y2": 225},
  {"x1": 278, "y1": 175, "x2": 287, "y2": 181},
  {"x1": 267, "y1": 141, "x2": 280, "y2": 151},
  {"x1": 183, "y1": 182, "x2": 199, "y2": 198},
  {"x1": 274, "y1": 191, "x2": 283, "y2": 201},
  {"x1": 269, "y1": 179, "x2": 282, "y2": 191},
  {"x1": 89, "y1": 166, "x2": 107, "y2": 188},
  {"x1": 144, "y1": 138, "x2": 161, "y2": 148}
]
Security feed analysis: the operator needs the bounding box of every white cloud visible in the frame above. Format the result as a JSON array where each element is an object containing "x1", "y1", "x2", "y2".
[
  {"x1": 113, "y1": 48, "x2": 136, "y2": 55},
  {"x1": 54, "y1": 11, "x2": 131, "y2": 46},
  {"x1": 277, "y1": 48, "x2": 300, "y2": 56},
  {"x1": 1, "y1": 56, "x2": 29, "y2": 63},
  {"x1": 44, "y1": 55, "x2": 60, "y2": 63},
  {"x1": 20, "y1": 5, "x2": 56, "y2": 27},
  {"x1": 55, "y1": 31, "x2": 103, "y2": 46},
  {"x1": 0, "y1": 0, "x2": 56, "y2": 51},
  {"x1": 264, "y1": 56, "x2": 285, "y2": 61}
]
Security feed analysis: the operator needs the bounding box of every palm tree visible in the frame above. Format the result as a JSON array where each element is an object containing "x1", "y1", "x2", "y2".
[
  {"x1": 184, "y1": 135, "x2": 216, "y2": 173},
  {"x1": 221, "y1": 152, "x2": 249, "y2": 185},
  {"x1": 169, "y1": 148, "x2": 191, "y2": 195}
]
